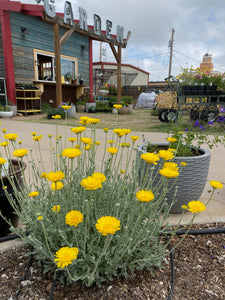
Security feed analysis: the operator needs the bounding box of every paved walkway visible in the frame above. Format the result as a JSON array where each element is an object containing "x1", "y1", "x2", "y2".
[{"x1": 0, "y1": 118, "x2": 224, "y2": 251}]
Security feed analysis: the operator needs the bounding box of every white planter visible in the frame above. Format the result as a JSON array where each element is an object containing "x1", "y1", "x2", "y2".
[
  {"x1": 5, "y1": 105, "x2": 17, "y2": 116},
  {"x1": 67, "y1": 103, "x2": 76, "y2": 118},
  {"x1": 86, "y1": 102, "x2": 96, "y2": 112},
  {"x1": 0, "y1": 111, "x2": 13, "y2": 118}
]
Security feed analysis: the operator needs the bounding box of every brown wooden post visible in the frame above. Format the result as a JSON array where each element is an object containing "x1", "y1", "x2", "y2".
[
  {"x1": 54, "y1": 23, "x2": 62, "y2": 107},
  {"x1": 116, "y1": 46, "x2": 122, "y2": 103}
]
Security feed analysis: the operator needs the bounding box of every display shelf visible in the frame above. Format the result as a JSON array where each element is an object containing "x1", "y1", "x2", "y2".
[{"x1": 16, "y1": 89, "x2": 42, "y2": 115}]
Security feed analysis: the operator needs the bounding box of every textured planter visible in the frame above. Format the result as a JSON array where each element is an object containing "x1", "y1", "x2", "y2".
[
  {"x1": 0, "y1": 159, "x2": 27, "y2": 236},
  {"x1": 76, "y1": 104, "x2": 86, "y2": 112},
  {"x1": 137, "y1": 142, "x2": 211, "y2": 214},
  {"x1": 118, "y1": 106, "x2": 129, "y2": 114},
  {"x1": 0, "y1": 111, "x2": 13, "y2": 118},
  {"x1": 67, "y1": 103, "x2": 76, "y2": 118},
  {"x1": 5, "y1": 105, "x2": 17, "y2": 116},
  {"x1": 86, "y1": 102, "x2": 96, "y2": 112}
]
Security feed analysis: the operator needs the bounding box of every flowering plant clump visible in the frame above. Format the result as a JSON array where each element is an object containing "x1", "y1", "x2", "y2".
[{"x1": 0, "y1": 115, "x2": 220, "y2": 287}]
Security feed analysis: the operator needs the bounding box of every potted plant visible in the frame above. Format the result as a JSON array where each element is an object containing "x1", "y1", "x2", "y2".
[
  {"x1": 136, "y1": 120, "x2": 216, "y2": 213},
  {"x1": 5, "y1": 100, "x2": 17, "y2": 116},
  {"x1": 79, "y1": 74, "x2": 84, "y2": 85},
  {"x1": 0, "y1": 104, "x2": 13, "y2": 118}
]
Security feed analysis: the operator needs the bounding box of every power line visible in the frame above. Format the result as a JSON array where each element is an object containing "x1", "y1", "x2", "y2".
[{"x1": 123, "y1": 52, "x2": 168, "y2": 62}]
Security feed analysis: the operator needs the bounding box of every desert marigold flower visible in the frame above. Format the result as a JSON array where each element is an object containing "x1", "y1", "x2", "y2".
[
  {"x1": 37, "y1": 215, "x2": 43, "y2": 221},
  {"x1": 159, "y1": 167, "x2": 179, "y2": 178},
  {"x1": 95, "y1": 216, "x2": 121, "y2": 236},
  {"x1": 182, "y1": 200, "x2": 206, "y2": 213},
  {"x1": 48, "y1": 134, "x2": 52, "y2": 138},
  {"x1": 92, "y1": 172, "x2": 106, "y2": 183},
  {"x1": 84, "y1": 145, "x2": 91, "y2": 150},
  {"x1": 51, "y1": 181, "x2": 64, "y2": 191},
  {"x1": 71, "y1": 126, "x2": 86, "y2": 134},
  {"x1": 163, "y1": 162, "x2": 179, "y2": 171},
  {"x1": 120, "y1": 169, "x2": 125, "y2": 174},
  {"x1": 167, "y1": 137, "x2": 177, "y2": 143},
  {"x1": 4, "y1": 133, "x2": 18, "y2": 141},
  {"x1": 30, "y1": 132, "x2": 37, "y2": 136},
  {"x1": 0, "y1": 157, "x2": 7, "y2": 165},
  {"x1": 13, "y1": 148, "x2": 28, "y2": 158},
  {"x1": 41, "y1": 172, "x2": 48, "y2": 178},
  {"x1": 107, "y1": 147, "x2": 118, "y2": 155},
  {"x1": 80, "y1": 137, "x2": 92, "y2": 145},
  {"x1": 2, "y1": 128, "x2": 7, "y2": 133},
  {"x1": 46, "y1": 171, "x2": 65, "y2": 182},
  {"x1": 88, "y1": 118, "x2": 100, "y2": 124},
  {"x1": 209, "y1": 180, "x2": 223, "y2": 189},
  {"x1": 62, "y1": 148, "x2": 81, "y2": 159},
  {"x1": 52, "y1": 115, "x2": 61, "y2": 119},
  {"x1": 54, "y1": 247, "x2": 79, "y2": 269},
  {"x1": 61, "y1": 105, "x2": 71, "y2": 110},
  {"x1": 158, "y1": 150, "x2": 174, "y2": 160},
  {"x1": 80, "y1": 176, "x2": 102, "y2": 190},
  {"x1": 68, "y1": 137, "x2": 77, "y2": 142},
  {"x1": 95, "y1": 141, "x2": 101, "y2": 145},
  {"x1": 33, "y1": 135, "x2": 43, "y2": 142},
  {"x1": 107, "y1": 140, "x2": 115, "y2": 144},
  {"x1": 140, "y1": 152, "x2": 160, "y2": 165},
  {"x1": 65, "y1": 210, "x2": 84, "y2": 227},
  {"x1": 28, "y1": 191, "x2": 39, "y2": 197},
  {"x1": 130, "y1": 135, "x2": 139, "y2": 142},
  {"x1": 0, "y1": 141, "x2": 9, "y2": 147},
  {"x1": 123, "y1": 129, "x2": 131, "y2": 135},
  {"x1": 52, "y1": 205, "x2": 61, "y2": 212},
  {"x1": 113, "y1": 104, "x2": 122, "y2": 110},
  {"x1": 180, "y1": 161, "x2": 187, "y2": 167},
  {"x1": 113, "y1": 128, "x2": 124, "y2": 137},
  {"x1": 103, "y1": 128, "x2": 109, "y2": 132},
  {"x1": 136, "y1": 190, "x2": 154, "y2": 202}
]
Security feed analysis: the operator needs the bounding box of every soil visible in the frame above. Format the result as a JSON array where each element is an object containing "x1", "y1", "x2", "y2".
[{"x1": 0, "y1": 223, "x2": 225, "y2": 300}]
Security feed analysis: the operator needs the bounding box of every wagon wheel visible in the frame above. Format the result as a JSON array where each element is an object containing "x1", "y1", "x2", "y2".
[
  {"x1": 190, "y1": 108, "x2": 200, "y2": 121},
  {"x1": 165, "y1": 109, "x2": 178, "y2": 122},
  {"x1": 158, "y1": 109, "x2": 168, "y2": 122}
]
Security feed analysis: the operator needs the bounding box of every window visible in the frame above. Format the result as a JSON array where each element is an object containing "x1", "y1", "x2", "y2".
[{"x1": 34, "y1": 49, "x2": 78, "y2": 82}]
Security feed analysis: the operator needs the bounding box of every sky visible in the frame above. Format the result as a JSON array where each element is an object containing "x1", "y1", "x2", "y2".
[{"x1": 11, "y1": 0, "x2": 225, "y2": 81}]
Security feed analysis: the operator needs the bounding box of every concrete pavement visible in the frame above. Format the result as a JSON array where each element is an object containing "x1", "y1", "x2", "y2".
[{"x1": 0, "y1": 118, "x2": 224, "y2": 251}]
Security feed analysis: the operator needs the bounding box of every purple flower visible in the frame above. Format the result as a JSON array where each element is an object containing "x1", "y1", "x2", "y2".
[
  {"x1": 193, "y1": 120, "x2": 199, "y2": 127},
  {"x1": 184, "y1": 128, "x2": 189, "y2": 131},
  {"x1": 208, "y1": 121, "x2": 214, "y2": 125},
  {"x1": 217, "y1": 116, "x2": 225, "y2": 123},
  {"x1": 199, "y1": 125, "x2": 205, "y2": 131}
]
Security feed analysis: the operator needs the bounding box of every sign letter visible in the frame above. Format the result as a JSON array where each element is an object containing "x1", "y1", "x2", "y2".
[
  {"x1": 106, "y1": 20, "x2": 112, "y2": 40},
  {"x1": 79, "y1": 7, "x2": 88, "y2": 31},
  {"x1": 93, "y1": 14, "x2": 101, "y2": 35},
  {"x1": 43, "y1": 0, "x2": 56, "y2": 18},
  {"x1": 64, "y1": 1, "x2": 74, "y2": 26},
  {"x1": 116, "y1": 25, "x2": 124, "y2": 44}
]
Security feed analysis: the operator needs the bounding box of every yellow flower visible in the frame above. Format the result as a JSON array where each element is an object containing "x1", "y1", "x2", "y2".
[
  {"x1": 0, "y1": 142, "x2": 9, "y2": 147},
  {"x1": 80, "y1": 176, "x2": 102, "y2": 190},
  {"x1": 51, "y1": 181, "x2": 64, "y2": 191},
  {"x1": 46, "y1": 171, "x2": 65, "y2": 182},
  {"x1": 68, "y1": 137, "x2": 77, "y2": 142},
  {"x1": 52, "y1": 115, "x2": 61, "y2": 119},
  {"x1": 62, "y1": 148, "x2": 81, "y2": 159},
  {"x1": 158, "y1": 150, "x2": 174, "y2": 160},
  {"x1": 163, "y1": 162, "x2": 179, "y2": 172},
  {"x1": 180, "y1": 161, "x2": 187, "y2": 167},
  {"x1": 41, "y1": 172, "x2": 48, "y2": 178},
  {"x1": 209, "y1": 180, "x2": 223, "y2": 189},
  {"x1": 52, "y1": 205, "x2": 61, "y2": 212},
  {"x1": 103, "y1": 128, "x2": 109, "y2": 132},
  {"x1": 92, "y1": 172, "x2": 106, "y2": 183},
  {"x1": 65, "y1": 210, "x2": 84, "y2": 227},
  {"x1": 95, "y1": 141, "x2": 100, "y2": 145},
  {"x1": 70, "y1": 126, "x2": 86, "y2": 134},
  {"x1": 107, "y1": 140, "x2": 115, "y2": 144},
  {"x1": 13, "y1": 148, "x2": 28, "y2": 158},
  {"x1": 37, "y1": 216, "x2": 43, "y2": 221},
  {"x1": 182, "y1": 200, "x2": 206, "y2": 213},
  {"x1": 48, "y1": 134, "x2": 52, "y2": 138},
  {"x1": 113, "y1": 128, "x2": 124, "y2": 137},
  {"x1": 88, "y1": 118, "x2": 100, "y2": 124},
  {"x1": 130, "y1": 136, "x2": 139, "y2": 142},
  {"x1": 54, "y1": 247, "x2": 79, "y2": 269},
  {"x1": 31, "y1": 132, "x2": 37, "y2": 136},
  {"x1": 28, "y1": 191, "x2": 39, "y2": 197},
  {"x1": 159, "y1": 167, "x2": 179, "y2": 178},
  {"x1": 80, "y1": 116, "x2": 90, "y2": 124},
  {"x1": 61, "y1": 105, "x2": 71, "y2": 110},
  {"x1": 80, "y1": 137, "x2": 92, "y2": 145},
  {"x1": 120, "y1": 169, "x2": 125, "y2": 174},
  {"x1": 95, "y1": 216, "x2": 121, "y2": 236},
  {"x1": 113, "y1": 104, "x2": 122, "y2": 110},
  {"x1": 33, "y1": 135, "x2": 43, "y2": 142},
  {"x1": 140, "y1": 153, "x2": 160, "y2": 165},
  {"x1": 4, "y1": 133, "x2": 18, "y2": 141},
  {"x1": 167, "y1": 137, "x2": 177, "y2": 143},
  {"x1": 136, "y1": 190, "x2": 154, "y2": 202},
  {"x1": 0, "y1": 157, "x2": 7, "y2": 165},
  {"x1": 107, "y1": 147, "x2": 118, "y2": 155},
  {"x1": 2, "y1": 129, "x2": 7, "y2": 133}
]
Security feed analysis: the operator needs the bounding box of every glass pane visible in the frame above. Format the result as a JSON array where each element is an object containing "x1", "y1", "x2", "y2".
[{"x1": 61, "y1": 58, "x2": 76, "y2": 81}]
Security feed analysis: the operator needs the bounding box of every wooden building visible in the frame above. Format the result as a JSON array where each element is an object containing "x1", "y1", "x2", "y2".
[{"x1": 0, "y1": 0, "x2": 91, "y2": 109}]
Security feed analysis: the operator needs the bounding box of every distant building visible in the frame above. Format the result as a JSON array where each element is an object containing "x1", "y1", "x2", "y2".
[{"x1": 200, "y1": 53, "x2": 213, "y2": 73}]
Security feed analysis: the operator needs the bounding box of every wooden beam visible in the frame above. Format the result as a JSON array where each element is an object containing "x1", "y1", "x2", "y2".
[
  {"x1": 117, "y1": 46, "x2": 122, "y2": 104},
  {"x1": 54, "y1": 23, "x2": 62, "y2": 108},
  {"x1": 60, "y1": 28, "x2": 75, "y2": 47},
  {"x1": 109, "y1": 44, "x2": 119, "y2": 63}
]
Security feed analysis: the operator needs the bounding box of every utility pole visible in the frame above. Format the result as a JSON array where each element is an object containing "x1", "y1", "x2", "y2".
[{"x1": 168, "y1": 28, "x2": 175, "y2": 81}]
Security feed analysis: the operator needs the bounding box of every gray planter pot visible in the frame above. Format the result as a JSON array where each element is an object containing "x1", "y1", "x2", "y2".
[
  {"x1": 86, "y1": 102, "x2": 96, "y2": 112},
  {"x1": 137, "y1": 142, "x2": 211, "y2": 214}
]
